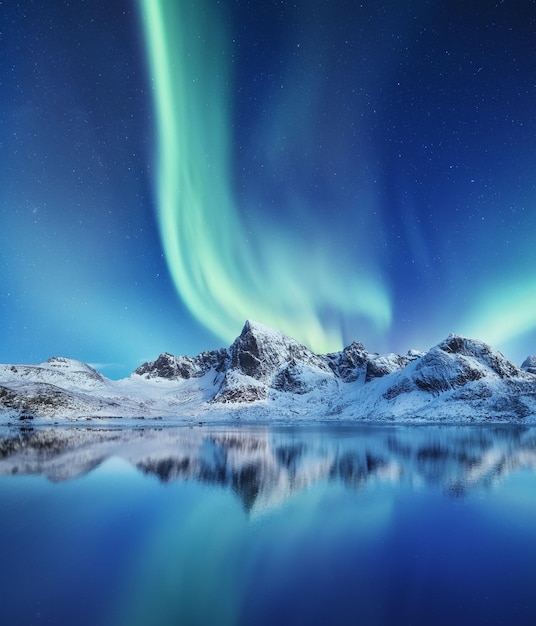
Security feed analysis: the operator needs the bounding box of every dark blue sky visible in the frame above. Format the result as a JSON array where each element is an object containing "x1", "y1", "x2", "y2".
[{"x1": 1, "y1": 0, "x2": 535, "y2": 377}]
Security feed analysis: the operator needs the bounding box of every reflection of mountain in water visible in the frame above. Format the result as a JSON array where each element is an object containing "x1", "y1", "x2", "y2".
[{"x1": 1, "y1": 425, "x2": 536, "y2": 511}]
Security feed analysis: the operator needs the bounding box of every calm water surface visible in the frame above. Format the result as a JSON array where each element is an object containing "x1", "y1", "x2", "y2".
[{"x1": 1, "y1": 423, "x2": 535, "y2": 625}]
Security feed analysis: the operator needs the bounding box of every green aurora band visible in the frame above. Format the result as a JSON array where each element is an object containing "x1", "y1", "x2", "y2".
[
  {"x1": 138, "y1": 0, "x2": 391, "y2": 353},
  {"x1": 461, "y1": 279, "x2": 536, "y2": 350}
]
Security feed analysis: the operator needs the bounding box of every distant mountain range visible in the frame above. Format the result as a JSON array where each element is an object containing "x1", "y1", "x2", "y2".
[{"x1": 1, "y1": 320, "x2": 535, "y2": 423}]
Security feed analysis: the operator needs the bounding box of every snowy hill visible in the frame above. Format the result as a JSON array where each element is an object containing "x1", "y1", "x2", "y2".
[{"x1": 1, "y1": 321, "x2": 535, "y2": 423}]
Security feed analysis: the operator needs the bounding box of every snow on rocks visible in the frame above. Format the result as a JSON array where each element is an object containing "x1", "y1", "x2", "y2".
[
  {"x1": 521, "y1": 355, "x2": 536, "y2": 375},
  {"x1": 0, "y1": 322, "x2": 535, "y2": 423}
]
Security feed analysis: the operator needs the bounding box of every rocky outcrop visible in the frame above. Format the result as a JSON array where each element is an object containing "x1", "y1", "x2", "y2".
[
  {"x1": 378, "y1": 334, "x2": 536, "y2": 420},
  {"x1": 214, "y1": 321, "x2": 335, "y2": 402},
  {"x1": 228, "y1": 320, "x2": 331, "y2": 381},
  {"x1": 0, "y1": 323, "x2": 535, "y2": 421},
  {"x1": 325, "y1": 341, "x2": 422, "y2": 383},
  {"x1": 522, "y1": 355, "x2": 536, "y2": 375},
  {"x1": 383, "y1": 334, "x2": 530, "y2": 399},
  {"x1": 135, "y1": 348, "x2": 229, "y2": 379},
  {"x1": 438, "y1": 335, "x2": 523, "y2": 379}
]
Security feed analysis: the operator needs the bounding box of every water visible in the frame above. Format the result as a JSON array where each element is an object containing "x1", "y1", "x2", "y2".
[{"x1": 1, "y1": 423, "x2": 536, "y2": 625}]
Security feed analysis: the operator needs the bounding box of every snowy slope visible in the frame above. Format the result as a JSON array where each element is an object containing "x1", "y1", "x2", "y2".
[
  {"x1": 522, "y1": 355, "x2": 536, "y2": 375},
  {"x1": 1, "y1": 322, "x2": 535, "y2": 423},
  {"x1": 214, "y1": 320, "x2": 337, "y2": 402},
  {"x1": 334, "y1": 334, "x2": 536, "y2": 421}
]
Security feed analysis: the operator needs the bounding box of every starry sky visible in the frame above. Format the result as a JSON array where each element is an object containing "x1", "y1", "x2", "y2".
[{"x1": 1, "y1": 0, "x2": 535, "y2": 378}]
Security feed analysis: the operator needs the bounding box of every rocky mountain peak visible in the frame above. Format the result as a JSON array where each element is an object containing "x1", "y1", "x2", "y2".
[
  {"x1": 215, "y1": 320, "x2": 334, "y2": 402},
  {"x1": 522, "y1": 356, "x2": 536, "y2": 375},
  {"x1": 2, "y1": 321, "x2": 535, "y2": 421},
  {"x1": 134, "y1": 349, "x2": 228, "y2": 380},
  {"x1": 326, "y1": 340, "x2": 417, "y2": 383},
  {"x1": 437, "y1": 334, "x2": 522, "y2": 379},
  {"x1": 229, "y1": 320, "x2": 330, "y2": 382}
]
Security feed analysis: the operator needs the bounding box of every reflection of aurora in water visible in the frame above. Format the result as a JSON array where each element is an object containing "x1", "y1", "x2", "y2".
[
  {"x1": 138, "y1": 0, "x2": 390, "y2": 354},
  {"x1": 3, "y1": 424, "x2": 536, "y2": 626},
  {"x1": 2, "y1": 425, "x2": 536, "y2": 510}
]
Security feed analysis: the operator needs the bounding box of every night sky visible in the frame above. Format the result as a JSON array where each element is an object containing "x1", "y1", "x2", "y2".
[{"x1": 1, "y1": 0, "x2": 535, "y2": 378}]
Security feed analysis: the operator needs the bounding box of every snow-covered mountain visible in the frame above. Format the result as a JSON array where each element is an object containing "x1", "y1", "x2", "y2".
[
  {"x1": 1, "y1": 320, "x2": 535, "y2": 423},
  {"x1": 522, "y1": 355, "x2": 536, "y2": 375}
]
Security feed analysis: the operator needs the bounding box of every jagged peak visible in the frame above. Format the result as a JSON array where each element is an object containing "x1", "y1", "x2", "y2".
[
  {"x1": 439, "y1": 334, "x2": 471, "y2": 351},
  {"x1": 522, "y1": 355, "x2": 536, "y2": 374},
  {"x1": 232, "y1": 320, "x2": 311, "y2": 361},
  {"x1": 407, "y1": 349, "x2": 425, "y2": 360},
  {"x1": 221, "y1": 319, "x2": 331, "y2": 390},
  {"x1": 2, "y1": 321, "x2": 536, "y2": 419},
  {"x1": 242, "y1": 319, "x2": 267, "y2": 334},
  {"x1": 432, "y1": 334, "x2": 522, "y2": 379},
  {"x1": 342, "y1": 340, "x2": 367, "y2": 353},
  {"x1": 134, "y1": 347, "x2": 228, "y2": 380},
  {"x1": 239, "y1": 319, "x2": 294, "y2": 344},
  {"x1": 438, "y1": 334, "x2": 499, "y2": 355}
]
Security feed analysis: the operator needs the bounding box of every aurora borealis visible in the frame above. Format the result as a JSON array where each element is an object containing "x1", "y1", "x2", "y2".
[
  {"x1": 1, "y1": 0, "x2": 535, "y2": 377},
  {"x1": 139, "y1": 0, "x2": 390, "y2": 355}
]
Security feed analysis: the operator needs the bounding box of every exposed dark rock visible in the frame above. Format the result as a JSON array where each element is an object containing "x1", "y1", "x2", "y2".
[
  {"x1": 0, "y1": 321, "x2": 535, "y2": 419},
  {"x1": 214, "y1": 384, "x2": 268, "y2": 403},
  {"x1": 273, "y1": 363, "x2": 308, "y2": 394},
  {"x1": 383, "y1": 378, "x2": 413, "y2": 401},
  {"x1": 522, "y1": 356, "x2": 536, "y2": 375},
  {"x1": 214, "y1": 320, "x2": 333, "y2": 403},
  {"x1": 326, "y1": 341, "x2": 419, "y2": 383},
  {"x1": 135, "y1": 349, "x2": 228, "y2": 380},
  {"x1": 438, "y1": 335, "x2": 522, "y2": 379},
  {"x1": 412, "y1": 346, "x2": 484, "y2": 394},
  {"x1": 451, "y1": 383, "x2": 493, "y2": 401},
  {"x1": 0, "y1": 386, "x2": 20, "y2": 409},
  {"x1": 366, "y1": 354, "x2": 410, "y2": 382},
  {"x1": 229, "y1": 320, "x2": 331, "y2": 382},
  {"x1": 492, "y1": 396, "x2": 531, "y2": 419},
  {"x1": 230, "y1": 322, "x2": 264, "y2": 378},
  {"x1": 272, "y1": 361, "x2": 329, "y2": 394},
  {"x1": 381, "y1": 336, "x2": 530, "y2": 404},
  {"x1": 326, "y1": 342, "x2": 368, "y2": 382}
]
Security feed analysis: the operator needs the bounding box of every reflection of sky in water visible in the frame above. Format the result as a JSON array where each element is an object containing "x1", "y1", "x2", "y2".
[{"x1": 1, "y1": 425, "x2": 536, "y2": 625}]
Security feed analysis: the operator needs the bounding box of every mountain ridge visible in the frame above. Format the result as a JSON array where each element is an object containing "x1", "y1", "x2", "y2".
[{"x1": 1, "y1": 320, "x2": 535, "y2": 423}]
